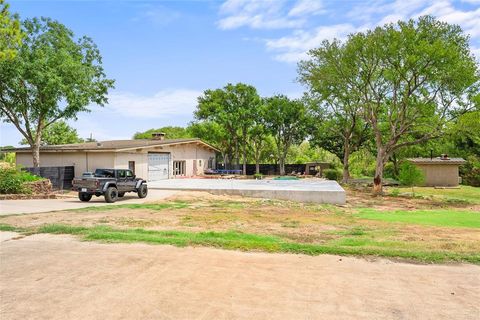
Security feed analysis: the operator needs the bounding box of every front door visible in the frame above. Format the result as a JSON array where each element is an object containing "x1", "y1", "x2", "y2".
[{"x1": 148, "y1": 153, "x2": 169, "y2": 181}]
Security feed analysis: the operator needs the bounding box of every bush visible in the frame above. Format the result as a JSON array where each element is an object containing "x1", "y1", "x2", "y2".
[
  {"x1": 398, "y1": 162, "x2": 424, "y2": 196},
  {"x1": 253, "y1": 173, "x2": 263, "y2": 180},
  {"x1": 324, "y1": 169, "x2": 341, "y2": 181},
  {"x1": 460, "y1": 156, "x2": 480, "y2": 187},
  {"x1": 383, "y1": 162, "x2": 397, "y2": 179},
  {"x1": 0, "y1": 166, "x2": 42, "y2": 194}
]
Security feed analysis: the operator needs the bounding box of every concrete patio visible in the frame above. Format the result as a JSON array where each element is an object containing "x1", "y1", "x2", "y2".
[{"x1": 148, "y1": 178, "x2": 346, "y2": 204}]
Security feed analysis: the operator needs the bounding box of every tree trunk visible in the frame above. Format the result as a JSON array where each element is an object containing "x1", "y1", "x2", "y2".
[
  {"x1": 342, "y1": 142, "x2": 350, "y2": 183},
  {"x1": 242, "y1": 141, "x2": 247, "y2": 175},
  {"x1": 255, "y1": 162, "x2": 260, "y2": 174},
  {"x1": 279, "y1": 156, "x2": 285, "y2": 176},
  {"x1": 373, "y1": 148, "x2": 386, "y2": 194},
  {"x1": 32, "y1": 143, "x2": 40, "y2": 168}
]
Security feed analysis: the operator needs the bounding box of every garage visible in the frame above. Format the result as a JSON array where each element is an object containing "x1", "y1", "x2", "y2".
[{"x1": 148, "y1": 153, "x2": 170, "y2": 181}]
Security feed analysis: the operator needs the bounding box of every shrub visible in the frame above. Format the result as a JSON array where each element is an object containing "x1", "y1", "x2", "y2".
[
  {"x1": 383, "y1": 162, "x2": 397, "y2": 179},
  {"x1": 460, "y1": 156, "x2": 480, "y2": 187},
  {"x1": 0, "y1": 166, "x2": 42, "y2": 194},
  {"x1": 324, "y1": 169, "x2": 341, "y2": 181},
  {"x1": 398, "y1": 162, "x2": 425, "y2": 196},
  {"x1": 253, "y1": 173, "x2": 263, "y2": 180}
]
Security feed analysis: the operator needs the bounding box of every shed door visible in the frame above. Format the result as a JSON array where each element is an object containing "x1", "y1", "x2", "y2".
[{"x1": 148, "y1": 153, "x2": 170, "y2": 181}]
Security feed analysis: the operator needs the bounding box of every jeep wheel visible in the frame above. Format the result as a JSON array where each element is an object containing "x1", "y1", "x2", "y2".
[
  {"x1": 105, "y1": 187, "x2": 118, "y2": 203},
  {"x1": 137, "y1": 184, "x2": 148, "y2": 198},
  {"x1": 118, "y1": 192, "x2": 125, "y2": 198},
  {"x1": 78, "y1": 192, "x2": 92, "y2": 202}
]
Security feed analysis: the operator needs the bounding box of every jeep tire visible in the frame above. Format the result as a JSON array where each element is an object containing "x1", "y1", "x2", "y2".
[
  {"x1": 78, "y1": 192, "x2": 92, "y2": 202},
  {"x1": 105, "y1": 187, "x2": 118, "y2": 203},
  {"x1": 137, "y1": 184, "x2": 148, "y2": 198}
]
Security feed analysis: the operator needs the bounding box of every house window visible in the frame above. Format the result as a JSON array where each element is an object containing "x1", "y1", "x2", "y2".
[
  {"x1": 208, "y1": 157, "x2": 214, "y2": 169},
  {"x1": 128, "y1": 161, "x2": 135, "y2": 174},
  {"x1": 199, "y1": 159, "x2": 202, "y2": 167},
  {"x1": 173, "y1": 160, "x2": 186, "y2": 176}
]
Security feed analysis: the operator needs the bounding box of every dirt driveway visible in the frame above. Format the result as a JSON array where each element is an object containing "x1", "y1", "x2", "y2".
[
  {"x1": 0, "y1": 189, "x2": 178, "y2": 215},
  {"x1": 1, "y1": 232, "x2": 479, "y2": 320}
]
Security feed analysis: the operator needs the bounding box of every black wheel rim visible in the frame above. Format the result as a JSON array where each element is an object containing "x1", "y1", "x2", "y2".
[{"x1": 111, "y1": 190, "x2": 117, "y2": 198}]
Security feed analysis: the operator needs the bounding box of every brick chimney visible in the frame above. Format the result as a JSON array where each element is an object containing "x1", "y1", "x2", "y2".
[{"x1": 151, "y1": 132, "x2": 165, "y2": 140}]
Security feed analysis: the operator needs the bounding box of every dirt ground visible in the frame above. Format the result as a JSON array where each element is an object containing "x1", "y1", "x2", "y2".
[
  {"x1": 1, "y1": 232, "x2": 479, "y2": 320},
  {"x1": 2, "y1": 191, "x2": 479, "y2": 254}
]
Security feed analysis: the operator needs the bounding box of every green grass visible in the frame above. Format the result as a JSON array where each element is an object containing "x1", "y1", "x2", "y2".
[
  {"x1": 357, "y1": 208, "x2": 480, "y2": 228},
  {"x1": 21, "y1": 223, "x2": 478, "y2": 264},
  {"x1": 401, "y1": 186, "x2": 480, "y2": 204}
]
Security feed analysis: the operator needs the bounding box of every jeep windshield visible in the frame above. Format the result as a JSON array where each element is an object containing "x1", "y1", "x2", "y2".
[{"x1": 94, "y1": 169, "x2": 115, "y2": 178}]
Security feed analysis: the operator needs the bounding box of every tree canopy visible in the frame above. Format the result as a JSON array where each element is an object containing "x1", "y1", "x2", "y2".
[
  {"x1": 0, "y1": 0, "x2": 22, "y2": 60},
  {"x1": 300, "y1": 16, "x2": 479, "y2": 192},
  {"x1": 19, "y1": 120, "x2": 83, "y2": 145},
  {"x1": 133, "y1": 126, "x2": 192, "y2": 140},
  {"x1": 0, "y1": 17, "x2": 114, "y2": 167}
]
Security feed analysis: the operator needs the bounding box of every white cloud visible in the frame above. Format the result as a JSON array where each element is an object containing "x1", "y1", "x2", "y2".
[
  {"x1": 218, "y1": 0, "x2": 480, "y2": 64},
  {"x1": 416, "y1": 1, "x2": 480, "y2": 38},
  {"x1": 288, "y1": 0, "x2": 325, "y2": 17},
  {"x1": 265, "y1": 24, "x2": 355, "y2": 62},
  {"x1": 218, "y1": 0, "x2": 305, "y2": 30},
  {"x1": 106, "y1": 89, "x2": 202, "y2": 118}
]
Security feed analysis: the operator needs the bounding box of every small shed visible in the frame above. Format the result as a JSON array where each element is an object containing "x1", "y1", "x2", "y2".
[
  {"x1": 407, "y1": 155, "x2": 466, "y2": 187},
  {"x1": 305, "y1": 162, "x2": 331, "y2": 176}
]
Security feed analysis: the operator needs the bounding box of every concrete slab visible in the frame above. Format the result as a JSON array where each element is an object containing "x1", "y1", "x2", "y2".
[
  {"x1": 0, "y1": 189, "x2": 178, "y2": 216},
  {"x1": 149, "y1": 178, "x2": 346, "y2": 204}
]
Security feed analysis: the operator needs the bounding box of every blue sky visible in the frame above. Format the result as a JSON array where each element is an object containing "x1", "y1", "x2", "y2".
[{"x1": 1, "y1": 0, "x2": 479, "y2": 146}]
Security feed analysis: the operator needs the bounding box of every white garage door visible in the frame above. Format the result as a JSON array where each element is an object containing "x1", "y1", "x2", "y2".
[{"x1": 148, "y1": 153, "x2": 170, "y2": 181}]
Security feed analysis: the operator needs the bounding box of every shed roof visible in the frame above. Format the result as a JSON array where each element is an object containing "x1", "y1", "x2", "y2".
[
  {"x1": 4, "y1": 138, "x2": 219, "y2": 153},
  {"x1": 407, "y1": 157, "x2": 466, "y2": 165}
]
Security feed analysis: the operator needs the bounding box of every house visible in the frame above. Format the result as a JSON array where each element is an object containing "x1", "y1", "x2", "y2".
[
  {"x1": 11, "y1": 133, "x2": 218, "y2": 181},
  {"x1": 408, "y1": 155, "x2": 466, "y2": 187}
]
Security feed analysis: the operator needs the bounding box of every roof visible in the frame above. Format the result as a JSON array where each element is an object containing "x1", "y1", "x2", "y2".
[
  {"x1": 5, "y1": 138, "x2": 219, "y2": 153},
  {"x1": 407, "y1": 157, "x2": 466, "y2": 165}
]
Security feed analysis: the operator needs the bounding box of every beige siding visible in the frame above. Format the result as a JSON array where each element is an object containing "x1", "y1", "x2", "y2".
[
  {"x1": 16, "y1": 152, "x2": 116, "y2": 177},
  {"x1": 114, "y1": 144, "x2": 216, "y2": 179},
  {"x1": 415, "y1": 164, "x2": 460, "y2": 187},
  {"x1": 15, "y1": 142, "x2": 216, "y2": 180}
]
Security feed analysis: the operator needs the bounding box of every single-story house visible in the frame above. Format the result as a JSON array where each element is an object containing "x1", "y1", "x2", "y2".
[
  {"x1": 10, "y1": 133, "x2": 218, "y2": 181},
  {"x1": 408, "y1": 155, "x2": 466, "y2": 187}
]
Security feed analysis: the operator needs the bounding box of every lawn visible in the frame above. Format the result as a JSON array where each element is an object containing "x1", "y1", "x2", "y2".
[
  {"x1": 357, "y1": 208, "x2": 480, "y2": 228},
  {"x1": 396, "y1": 186, "x2": 480, "y2": 204}
]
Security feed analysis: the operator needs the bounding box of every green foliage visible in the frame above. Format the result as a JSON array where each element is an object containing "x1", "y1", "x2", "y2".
[
  {"x1": 460, "y1": 156, "x2": 480, "y2": 187},
  {"x1": 300, "y1": 16, "x2": 479, "y2": 192},
  {"x1": 194, "y1": 83, "x2": 261, "y2": 171},
  {"x1": 133, "y1": 126, "x2": 193, "y2": 140},
  {"x1": 263, "y1": 95, "x2": 308, "y2": 175},
  {"x1": 0, "y1": 0, "x2": 22, "y2": 60},
  {"x1": 286, "y1": 141, "x2": 338, "y2": 164},
  {"x1": 0, "y1": 165, "x2": 42, "y2": 194},
  {"x1": 0, "y1": 145, "x2": 15, "y2": 163},
  {"x1": 398, "y1": 162, "x2": 425, "y2": 187},
  {"x1": 19, "y1": 121, "x2": 83, "y2": 145},
  {"x1": 253, "y1": 173, "x2": 263, "y2": 180},
  {"x1": 0, "y1": 17, "x2": 114, "y2": 166},
  {"x1": 349, "y1": 150, "x2": 376, "y2": 178},
  {"x1": 324, "y1": 169, "x2": 341, "y2": 181}
]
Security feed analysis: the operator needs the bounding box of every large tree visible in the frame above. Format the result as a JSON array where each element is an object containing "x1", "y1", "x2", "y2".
[
  {"x1": 0, "y1": 17, "x2": 114, "y2": 167},
  {"x1": 133, "y1": 126, "x2": 192, "y2": 140},
  {"x1": 194, "y1": 83, "x2": 261, "y2": 174},
  {"x1": 301, "y1": 16, "x2": 479, "y2": 193},
  {"x1": 264, "y1": 95, "x2": 308, "y2": 175},
  {"x1": 19, "y1": 120, "x2": 83, "y2": 145},
  {"x1": 0, "y1": 0, "x2": 22, "y2": 60}
]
